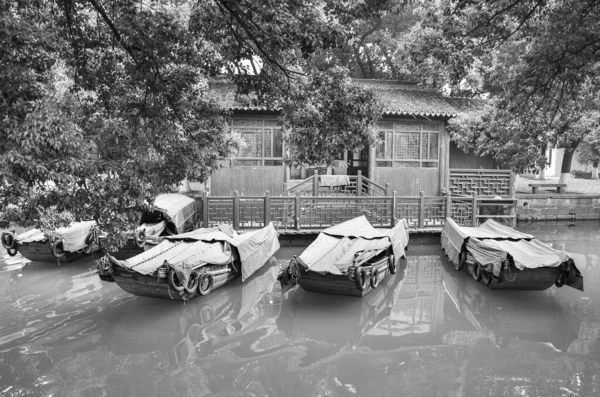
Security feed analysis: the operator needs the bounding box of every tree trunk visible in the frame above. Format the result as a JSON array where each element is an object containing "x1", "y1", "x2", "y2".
[
  {"x1": 536, "y1": 144, "x2": 547, "y2": 180},
  {"x1": 592, "y1": 161, "x2": 599, "y2": 180},
  {"x1": 538, "y1": 167, "x2": 546, "y2": 180},
  {"x1": 353, "y1": 46, "x2": 368, "y2": 78},
  {"x1": 558, "y1": 148, "x2": 576, "y2": 185},
  {"x1": 179, "y1": 178, "x2": 191, "y2": 193}
]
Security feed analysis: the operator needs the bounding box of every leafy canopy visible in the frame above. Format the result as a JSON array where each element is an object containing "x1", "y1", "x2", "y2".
[
  {"x1": 413, "y1": 0, "x2": 600, "y2": 172},
  {"x1": 1, "y1": 0, "x2": 389, "y2": 248}
]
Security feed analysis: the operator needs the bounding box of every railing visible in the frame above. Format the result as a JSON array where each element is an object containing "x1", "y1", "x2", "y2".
[
  {"x1": 449, "y1": 169, "x2": 515, "y2": 197},
  {"x1": 196, "y1": 191, "x2": 517, "y2": 231},
  {"x1": 286, "y1": 170, "x2": 389, "y2": 197}
]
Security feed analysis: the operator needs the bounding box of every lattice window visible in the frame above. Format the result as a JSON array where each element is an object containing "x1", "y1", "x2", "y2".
[
  {"x1": 231, "y1": 119, "x2": 283, "y2": 166},
  {"x1": 375, "y1": 122, "x2": 440, "y2": 168}
]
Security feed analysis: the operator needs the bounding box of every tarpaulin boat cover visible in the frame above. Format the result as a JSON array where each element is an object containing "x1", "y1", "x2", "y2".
[
  {"x1": 153, "y1": 193, "x2": 197, "y2": 234},
  {"x1": 297, "y1": 216, "x2": 409, "y2": 275},
  {"x1": 16, "y1": 221, "x2": 96, "y2": 252},
  {"x1": 111, "y1": 223, "x2": 280, "y2": 282},
  {"x1": 137, "y1": 221, "x2": 167, "y2": 239},
  {"x1": 441, "y1": 217, "x2": 572, "y2": 277}
]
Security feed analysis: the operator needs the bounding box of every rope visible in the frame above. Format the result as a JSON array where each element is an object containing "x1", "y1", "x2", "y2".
[{"x1": 289, "y1": 258, "x2": 301, "y2": 284}]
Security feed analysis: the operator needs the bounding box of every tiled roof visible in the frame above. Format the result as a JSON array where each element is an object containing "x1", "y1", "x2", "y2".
[
  {"x1": 208, "y1": 79, "x2": 484, "y2": 117},
  {"x1": 352, "y1": 80, "x2": 485, "y2": 117}
]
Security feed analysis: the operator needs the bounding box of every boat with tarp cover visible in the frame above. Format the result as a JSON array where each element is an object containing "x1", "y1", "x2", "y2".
[
  {"x1": 279, "y1": 216, "x2": 409, "y2": 297},
  {"x1": 441, "y1": 217, "x2": 583, "y2": 291},
  {"x1": 1, "y1": 221, "x2": 100, "y2": 262},
  {"x1": 102, "y1": 193, "x2": 198, "y2": 260},
  {"x1": 98, "y1": 223, "x2": 280, "y2": 301}
]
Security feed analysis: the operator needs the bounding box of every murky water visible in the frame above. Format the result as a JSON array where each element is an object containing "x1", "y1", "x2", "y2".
[{"x1": 0, "y1": 221, "x2": 599, "y2": 397}]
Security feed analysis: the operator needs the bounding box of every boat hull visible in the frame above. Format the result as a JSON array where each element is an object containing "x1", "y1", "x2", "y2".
[
  {"x1": 111, "y1": 265, "x2": 240, "y2": 301},
  {"x1": 297, "y1": 256, "x2": 396, "y2": 297},
  {"x1": 463, "y1": 262, "x2": 561, "y2": 290},
  {"x1": 17, "y1": 241, "x2": 100, "y2": 263},
  {"x1": 102, "y1": 240, "x2": 144, "y2": 260}
]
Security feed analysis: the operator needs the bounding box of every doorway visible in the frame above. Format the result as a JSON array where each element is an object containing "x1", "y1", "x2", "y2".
[{"x1": 347, "y1": 148, "x2": 369, "y2": 176}]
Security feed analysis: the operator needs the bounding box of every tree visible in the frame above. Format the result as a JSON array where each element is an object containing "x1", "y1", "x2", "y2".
[
  {"x1": 1, "y1": 0, "x2": 390, "y2": 249},
  {"x1": 412, "y1": 0, "x2": 600, "y2": 181}
]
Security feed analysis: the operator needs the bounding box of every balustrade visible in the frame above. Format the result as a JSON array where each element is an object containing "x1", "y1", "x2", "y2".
[{"x1": 196, "y1": 191, "x2": 517, "y2": 231}]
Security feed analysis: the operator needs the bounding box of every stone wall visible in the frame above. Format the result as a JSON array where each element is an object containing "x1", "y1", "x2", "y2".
[{"x1": 516, "y1": 194, "x2": 600, "y2": 221}]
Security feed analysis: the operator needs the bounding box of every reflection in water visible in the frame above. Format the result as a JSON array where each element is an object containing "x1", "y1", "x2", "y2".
[
  {"x1": 0, "y1": 225, "x2": 599, "y2": 396},
  {"x1": 442, "y1": 260, "x2": 581, "y2": 351}
]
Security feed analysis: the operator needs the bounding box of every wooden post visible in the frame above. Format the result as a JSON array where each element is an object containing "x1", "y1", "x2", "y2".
[
  {"x1": 391, "y1": 191, "x2": 397, "y2": 227},
  {"x1": 312, "y1": 170, "x2": 319, "y2": 196},
  {"x1": 283, "y1": 182, "x2": 288, "y2": 196},
  {"x1": 233, "y1": 190, "x2": 240, "y2": 230},
  {"x1": 295, "y1": 193, "x2": 301, "y2": 230},
  {"x1": 446, "y1": 193, "x2": 452, "y2": 220},
  {"x1": 509, "y1": 171, "x2": 516, "y2": 198},
  {"x1": 419, "y1": 191, "x2": 425, "y2": 228},
  {"x1": 264, "y1": 190, "x2": 271, "y2": 226},
  {"x1": 385, "y1": 183, "x2": 391, "y2": 196},
  {"x1": 510, "y1": 199, "x2": 516, "y2": 227},
  {"x1": 472, "y1": 195, "x2": 478, "y2": 227},
  {"x1": 202, "y1": 191, "x2": 209, "y2": 228},
  {"x1": 357, "y1": 170, "x2": 363, "y2": 197},
  {"x1": 368, "y1": 145, "x2": 376, "y2": 180}
]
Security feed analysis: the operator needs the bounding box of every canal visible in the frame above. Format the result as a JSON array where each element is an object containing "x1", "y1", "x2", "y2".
[{"x1": 0, "y1": 221, "x2": 598, "y2": 396}]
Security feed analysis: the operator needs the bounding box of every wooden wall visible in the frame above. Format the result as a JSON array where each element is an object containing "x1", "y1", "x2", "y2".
[
  {"x1": 374, "y1": 167, "x2": 439, "y2": 196},
  {"x1": 210, "y1": 167, "x2": 285, "y2": 196}
]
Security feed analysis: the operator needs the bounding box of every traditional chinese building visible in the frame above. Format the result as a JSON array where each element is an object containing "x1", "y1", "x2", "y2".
[{"x1": 208, "y1": 79, "x2": 497, "y2": 197}]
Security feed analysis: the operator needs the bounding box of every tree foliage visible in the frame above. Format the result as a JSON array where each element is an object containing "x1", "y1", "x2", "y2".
[
  {"x1": 414, "y1": 0, "x2": 600, "y2": 172},
  {"x1": 1, "y1": 0, "x2": 389, "y2": 248}
]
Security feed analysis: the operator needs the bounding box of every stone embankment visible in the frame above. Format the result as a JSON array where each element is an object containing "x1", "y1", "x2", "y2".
[{"x1": 515, "y1": 176, "x2": 600, "y2": 222}]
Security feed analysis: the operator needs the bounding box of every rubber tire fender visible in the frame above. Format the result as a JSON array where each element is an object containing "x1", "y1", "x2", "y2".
[
  {"x1": 456, "y1": 251, "x2": 466, "y2": 271},
  {"x1": 280, "y1": 264, "x2": 290, "y2": 286},
  {"x1": 6, "y1": 246, "x2": 17, "y2": 257},
  {"x1": 50, "y1": 240, "x2": 65, "y2": 259},
  {"x1": 370, "y1": 267, "x2": 381, "y2": 289},
  {"x1": 472, "y1": 264, "x2": 483, "y2": 282},
  {"x1": 168, "y1": 269, "x2": 186, "y2": 293},
  {"x1": 566, "y1": 263, "x2": 577, "y2": 284},
  {"x1": 355, "y1": 267, "x2": 368, "y2": 291},
  {"x1": 555, "y1": 271, "x2": 566, "y2": 288},
  {"x1": 134, "y1": 230, "x2": 146, "y2": 249},
  {"x1": 1, "y1": 232, "x2": 15, "y2": 250},
  {"x1": 388, "y1": 254, "x2": 397, "y2": 274},
  {"x1": 184, "y1": 273, "x2": 199, "y2": 294},
  {"x1": 480, "y1": 269, "x2": 493, "y2": 286},
  {"x1": 198, "y1": 273, "x2": 213, "y2": 296},
  {"x1": 84, "y1": 231, "x2": 96, "y2": 246}
]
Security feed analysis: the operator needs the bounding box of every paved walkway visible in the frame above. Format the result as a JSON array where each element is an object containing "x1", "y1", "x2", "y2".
[{"x1": 516, "y1": 175, "x2": 600, "y2": 195}]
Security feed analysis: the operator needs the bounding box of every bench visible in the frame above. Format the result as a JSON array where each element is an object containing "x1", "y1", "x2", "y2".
[{"x1": 528, "y1": 183, "x2": 566, "y2": 194}]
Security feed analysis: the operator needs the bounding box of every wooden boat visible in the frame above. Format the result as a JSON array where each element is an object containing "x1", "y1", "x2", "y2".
[
  {"x1": 279, "y1": 216, "x2": 409, "y2": 297},
  {"x1": 98, "y1": 223, "x2": 280, "y2": 301},
  {"x1": 103, "y1": 193, "x2": 199, "y2": 260},
  {"x1": 1, "y1": 221, "x2": 100, "y2": 263},
  {"x1": 441, "y1": 217, "x2": 583, "y2": 291},
  {"x1": 105, "y1": 258, "x2": 283, "y2": 365}
]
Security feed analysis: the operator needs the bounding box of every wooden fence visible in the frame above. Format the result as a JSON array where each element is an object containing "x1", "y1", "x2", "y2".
[{"x1": 195, "y1": 191, "x2": 517, "y2": 231}]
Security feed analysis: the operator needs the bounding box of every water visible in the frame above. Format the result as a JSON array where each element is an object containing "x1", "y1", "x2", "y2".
[{"x1": 0, "y1": 222, "x2": 599, "y2": 397}]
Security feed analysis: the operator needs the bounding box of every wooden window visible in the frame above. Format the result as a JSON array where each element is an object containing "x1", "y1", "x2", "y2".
[
  {"x1": 232, "y1": 119, "x2": 284, "y2": 166},
  {"x1": 375, "y1": 122, "x2": 440, "y2": 168}
]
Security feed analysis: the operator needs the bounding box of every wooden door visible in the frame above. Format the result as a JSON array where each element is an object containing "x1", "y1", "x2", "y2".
[{"x1": 347, "y1": 148, "x2": 368, "y2": 176}]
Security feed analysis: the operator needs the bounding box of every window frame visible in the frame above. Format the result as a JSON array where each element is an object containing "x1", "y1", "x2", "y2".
[
  {"x1": 231, "y1": 119, "x2": 284, "y2": 167},
  {"x1": 375, "y1": 121, "x2": 440, "y2": 168}
]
